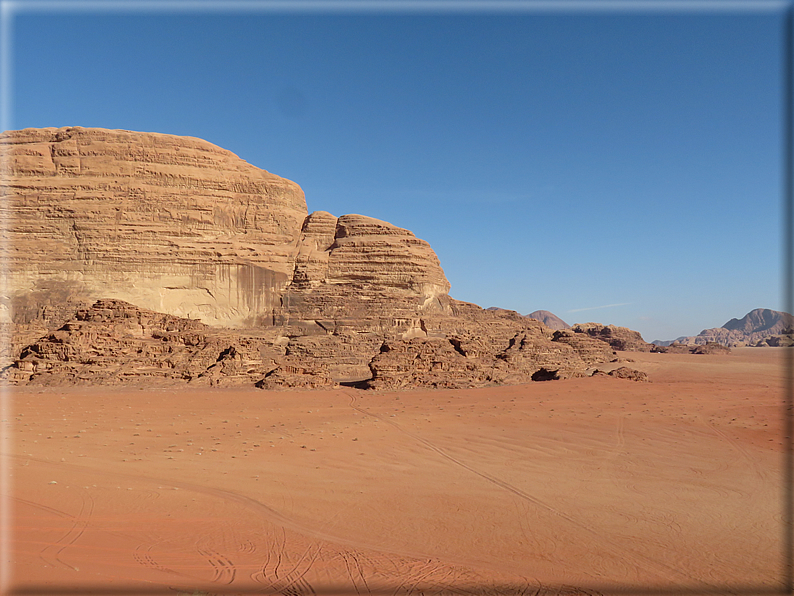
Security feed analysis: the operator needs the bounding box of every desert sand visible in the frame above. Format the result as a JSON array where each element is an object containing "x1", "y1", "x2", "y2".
[{"x1": 5, "y1": 348, "x2": 784, "y2": 595}]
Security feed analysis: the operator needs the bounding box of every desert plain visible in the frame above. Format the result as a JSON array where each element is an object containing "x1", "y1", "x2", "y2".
[{"x1": 4, "y1": 347, "x2": 785, "y2": 596}]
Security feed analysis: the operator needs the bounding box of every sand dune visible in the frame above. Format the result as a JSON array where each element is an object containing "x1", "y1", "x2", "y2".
[{"x1": 6, "y1": 348, "x2": 784, "y2": 595}]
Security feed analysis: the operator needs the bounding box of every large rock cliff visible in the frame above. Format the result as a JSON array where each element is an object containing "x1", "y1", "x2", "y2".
[
  {"x1": 3, "y1": 127, "x2": 451, "y2": 332},
  {"x1": 2, "y1": 127, "x2": 622, "y2": 388}
]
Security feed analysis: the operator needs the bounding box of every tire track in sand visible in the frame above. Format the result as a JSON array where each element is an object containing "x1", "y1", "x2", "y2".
[
  {"x1": 196, "y1": 546, "x2": 236, "y2": 584},
  {"x1": 38, "y1": 489, "x2": 94, "y2": 571},
  {"x1": 132, "y1": 543, "x2": 184, "y2": 577},
  {"x1": 699, "y1": 416, "x2": 766, "y2": 481},
  {"x1": 252, "y1": 528, "x2": 319, "y2": 596},
  {"x1": 345, "y1": 391, "x2": 719, "y2": 591}
]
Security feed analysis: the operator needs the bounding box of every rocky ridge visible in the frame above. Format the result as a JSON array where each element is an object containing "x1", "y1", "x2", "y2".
[
  {"x1": 654, "y1": 308, "x2": 794, "y2": 348},
  {"x1": 5, "y1": 298, "x2": 628, "y2": 389}
]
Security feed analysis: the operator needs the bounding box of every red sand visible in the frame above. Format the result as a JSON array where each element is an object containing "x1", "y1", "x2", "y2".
[{"x1": 4, "y1": 348, "x2": 785, "y2": 595}]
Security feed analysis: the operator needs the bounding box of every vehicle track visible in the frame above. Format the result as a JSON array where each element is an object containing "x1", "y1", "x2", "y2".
[
  {"x1": 252, "y1": 529, "x2": 321, "y2": 596},
  {"x1": 38, "y1": 489, "x2": 94, "y2": 571},
  {"x1": 132, "y1": 543, "x2": 180, "y2": 576},
  {"x1": 196, "y1": 546, "x2": 236, "y2": 584},
  {"x1": 699, "y1": 416, "x2": 766, "y2": 481},
  {"x1": 339, "y1": 550, "x2": 367, "y2": 595},
  {"x1": 345, "y1": 391, "x2": 721, "y2": 591}
]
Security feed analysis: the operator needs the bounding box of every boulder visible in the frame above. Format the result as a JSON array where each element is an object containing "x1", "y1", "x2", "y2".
[{"x1": 592, "y1": 367, "x2": 649, "y2": 382}]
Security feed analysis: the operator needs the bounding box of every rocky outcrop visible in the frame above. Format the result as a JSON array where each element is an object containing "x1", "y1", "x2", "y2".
[
  {"x1": 2, "y1": 127, "x2": 450, "y2": 334},
  {"x1": 2, "y1": 299, "x2": 287, "y2": 387},
  {"x1": 2, "y1": 127, "x2": 624, "y2": 389},
  {"x1": 278, "y1": 213, "x2": 452, "y2": 338},
  {"x1": 654, "y1": 309, "x2": 794, "y2": 348},
  {"x1": 651, "y1": 342, "x2": 731, "y2": 354},
  {"x1": 4, "y1": 298, "x2": 622, "y2": 389},
  {"x1": 570, "y1": 323, "x2": 653, "y2": 352},
  {"x1": 527, "y1": 310, "x2": 570, "y2": 330},
  {"x1": 550, "y1": 329, "x2": 619, "y2": 364},
  {"x1": 365, "y1": 308, "x2": 618, "y2": 390},
  {"x1": 592, "y1": 367, "x2": 649, "y2": 382}
]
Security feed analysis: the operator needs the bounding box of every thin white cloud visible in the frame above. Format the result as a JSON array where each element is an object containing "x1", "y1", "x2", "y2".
[{"x1": 568, "y1": 302, "x2": 631, "y2": 313}]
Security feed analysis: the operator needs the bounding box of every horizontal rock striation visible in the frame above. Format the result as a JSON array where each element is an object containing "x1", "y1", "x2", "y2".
[{"x1": 4, "y1": 127, "x2": 308, "y2": 327}]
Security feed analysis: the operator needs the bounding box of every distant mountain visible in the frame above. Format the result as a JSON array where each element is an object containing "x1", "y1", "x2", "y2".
[
  {"x1": 653, "y1": 308, "x2": 794, "y2": 347},
  {"x1": 485, "y1": 308, "x2": 570, "y2": 330},
  {"x1": 526, "y1": 310, "x2": 571, "y2": 330}
]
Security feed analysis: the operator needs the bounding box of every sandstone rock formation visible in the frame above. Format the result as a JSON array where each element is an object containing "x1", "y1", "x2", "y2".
[
  {"x1": 654, "y1": 309, "x2": 794, "y2": 348},
  {"x1": 570, "y1": 323, "x2": 653, "y2": 352},
  {"x1": 365, "y1": 308, "x2": 617, "y2": 390},
  {"x1": 527, "y1": 310, "x2": 570, "y2": 330},
  {"x1": 1, "y1": 126, "x2": 626, "y2": 388},
  {"x1": 651, "y1": 342, "x2": 731, "y2": 355},
  {"x1": 4, "y1": 299, "x2": 280, "y2": 387},
  {"x1": 3, "y1": 297, "x2": 623, "y2": 389},
  {"x1": 3, "y1": 127, "x2": 306, "y2": 328},
  {"x1": 2, "y1": 127, "x2": 450, "y2": 334}
]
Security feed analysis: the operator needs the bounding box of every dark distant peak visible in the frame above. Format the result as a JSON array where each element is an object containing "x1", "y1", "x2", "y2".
[
  {"x1": 526, "y1": 310, "x2": 571, "y2": 330},
  {"x1": 722, "y1": 308, "x2": 793, "y2": 334}
]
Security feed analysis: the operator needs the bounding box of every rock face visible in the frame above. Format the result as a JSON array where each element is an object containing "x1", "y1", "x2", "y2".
[
  {"x1": 570, "y1": 323, "x2": 653, "y2": 352},
  {"x1": 3, "y1": 127, "x2": 306, "y2": 327},
  {"x1": 2, "y1": 127, "x2": 450, "y2": 333},
  {"x1": 527, "y1": 310, "x2": 570, "y2": 330},
  {"x1": 2, "y1": 127, "x2": 626, "y2": 388},
  {"x1": 654, "y1": 309, "x2": 794, "y2": 347}
]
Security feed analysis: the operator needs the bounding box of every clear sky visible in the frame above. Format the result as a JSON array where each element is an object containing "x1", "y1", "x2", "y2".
[{"x1": 4, "y1": 0, "x2": 786, "y2": 342}]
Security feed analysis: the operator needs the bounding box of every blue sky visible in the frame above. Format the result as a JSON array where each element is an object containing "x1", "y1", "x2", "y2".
[{"x1": 4, "y1": 1, "x2": 786, "y2": 342}]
